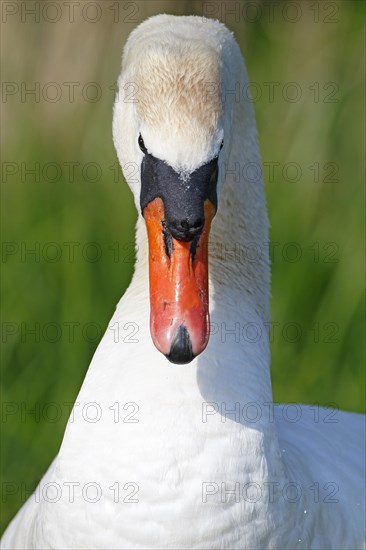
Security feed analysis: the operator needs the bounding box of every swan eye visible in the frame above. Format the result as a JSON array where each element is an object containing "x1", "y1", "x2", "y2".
[
  {"x1": 138, "y1": 134, "x2": 147, "y2": 154},
  {"x1": 220, "y1": 139, "x2": 224, "y2": 151}
]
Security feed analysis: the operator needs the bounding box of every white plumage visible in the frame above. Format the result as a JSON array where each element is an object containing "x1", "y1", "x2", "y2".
[{"x1": 2, "y1": 14, "x2": 365, "y2": 550}]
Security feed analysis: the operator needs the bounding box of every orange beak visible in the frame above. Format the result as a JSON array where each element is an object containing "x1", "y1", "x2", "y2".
[{"x1": 143, "y1": 198, "x2": 215, "y2": 364}]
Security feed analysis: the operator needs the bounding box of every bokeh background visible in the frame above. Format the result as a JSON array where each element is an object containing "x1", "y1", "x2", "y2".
[{"x1": 1, "y1": 0, "x2": 365, "y2": 533}]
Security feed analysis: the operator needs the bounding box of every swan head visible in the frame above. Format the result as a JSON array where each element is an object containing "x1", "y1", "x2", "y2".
[{"x1": 113, "y1": 16, "x2": 236, "y2": 364}]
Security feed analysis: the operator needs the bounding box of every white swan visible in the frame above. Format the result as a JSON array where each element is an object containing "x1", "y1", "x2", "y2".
[{"x1": 2, "y1": 14, "x2": 365, "y2": 550}]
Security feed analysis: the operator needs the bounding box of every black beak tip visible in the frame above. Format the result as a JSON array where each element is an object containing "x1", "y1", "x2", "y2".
[{"x1": 166, "y1": 325, "x2": 195, "y2": 365}]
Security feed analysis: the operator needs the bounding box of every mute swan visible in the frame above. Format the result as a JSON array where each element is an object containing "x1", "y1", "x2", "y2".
[{"x1": 2, "y1": 14, "x2": 365, "y2": 550}]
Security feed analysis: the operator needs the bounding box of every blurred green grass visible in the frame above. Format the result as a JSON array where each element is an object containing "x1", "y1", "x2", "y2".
[{"x1": 1, "y1": 0, "x2": 365, "y2": 533}]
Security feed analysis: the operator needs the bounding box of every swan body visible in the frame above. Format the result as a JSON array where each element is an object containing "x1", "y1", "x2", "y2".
[{"x1": 2, "y1": 14, "x2": 365, "y2": 550}]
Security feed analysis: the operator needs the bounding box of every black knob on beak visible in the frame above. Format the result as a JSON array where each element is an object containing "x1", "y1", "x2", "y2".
[{"x1": 167, "y1": 216, "x2": 204, "y2": 242}]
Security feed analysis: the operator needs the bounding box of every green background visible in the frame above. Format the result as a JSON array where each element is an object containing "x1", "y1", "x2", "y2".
[{"x1": 1, "y1": 0, "x2": 365, "y2": 533}]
